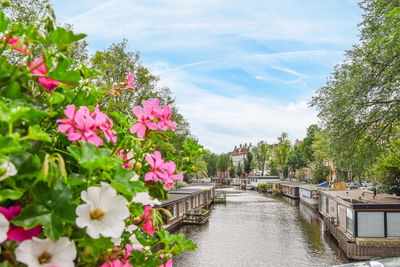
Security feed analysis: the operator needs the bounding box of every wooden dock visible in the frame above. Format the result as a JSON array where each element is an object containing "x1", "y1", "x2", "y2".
[
  {"x1": 183, "y1": 210, "x2": 210, "y2": 225},
  {"x1": 214, "y1": 194, "x2": 226, "y2": 203}
]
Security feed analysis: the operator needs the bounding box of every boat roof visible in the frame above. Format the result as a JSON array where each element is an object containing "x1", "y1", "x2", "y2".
[
  {"x1": 321, "y1": 189, "x2": 400, "y2": 205},
  {"x1": 155, "y1": 193, "x2": 192, "y2": 206}
]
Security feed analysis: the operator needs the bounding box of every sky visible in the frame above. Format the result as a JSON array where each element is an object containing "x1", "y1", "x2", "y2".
[{"x1": 52, "y1": 0, "x2": 363, "y2": 154}]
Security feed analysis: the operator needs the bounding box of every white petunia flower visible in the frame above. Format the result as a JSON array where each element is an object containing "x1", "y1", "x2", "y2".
[
  {"x1": 126, "y1": 224, "x2": 143, "y2": 250},
  {"x1": 131, "y1": 192, "x2": 161, "y2": 206},
  {"x1": 0, "y1": 159, "x2": 17, "y2": 182},
  {"x1": 76, "y1": 182, "x2": 129, "y2": 239},
  {"x1": 15, "y1": 237, "x2": 76, "y2": 267},
  {"x1": 0, "y1": 213, "x2": 9, "y2": 243},
  {"x1": 130, "y1": 172, "x2": 139, "y2": 181}
]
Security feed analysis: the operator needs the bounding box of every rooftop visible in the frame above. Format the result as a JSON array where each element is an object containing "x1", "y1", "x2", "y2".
[
  {"x1": 323, "y1": 189, "x2": 400, "y2": 205},
  {"x1": 156, "y1": 193, "x2": 192, "y2": 206}
]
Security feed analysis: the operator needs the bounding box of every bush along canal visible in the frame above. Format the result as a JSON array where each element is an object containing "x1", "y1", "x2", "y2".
[{"x1": 173, "y1": 188, "x2": 349, "y2": 267}]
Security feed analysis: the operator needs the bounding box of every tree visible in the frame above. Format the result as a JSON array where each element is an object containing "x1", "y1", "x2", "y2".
[
  {"x1": 216, "y1": 153, "x2": 230, "y2": 178},
  {"x1": 229, "y1": 166, "x2": 236, "y2": 178},
  {"x1": 204, "y1": 152, "x2": 218, "y2": 177},
  {"x1": 311, "y1": 0, "x2": 400, "y2": 183},
  {"x1": 274, "y1": 132, "x2": 291, "y2": 179},
  {"x1": 253, "y1": 141, "x2": 271, "y2": 176},
  {"x1": 237, "y1": 161, "x2": 243, "y2": 177},
  {"x1": 244, "y1": 151, "x2": 253, "y2": 175}
]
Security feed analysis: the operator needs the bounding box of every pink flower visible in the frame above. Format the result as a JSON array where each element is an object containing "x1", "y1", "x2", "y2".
[
  {"x1": 157, "y1": 105, "x2": 176, "y2": 132},
  {"x1": 117, "y1": 150, "x2": 130, "y2": 169},
  {"x1": 159, "y1": 254, "x2": 173, "y2": 267},
  {"x1": 101, "y1": 259, "x2": 132, "y2": 267},
  {"x1": 28, "y1": 56, "x2": 61, "y2": 92},
  {"x1": 57, "y1": 105, "x2": 117, "y2": 147},
  {"x1": 125, "y1": 72, "x2": 135, "y2": 90},
  {"x1": 141, "y1": 206, "x2": 155, "y2": 236},
  {"x1": 5, "y1": 36, "x2": 30, "y2": 55},
  {"x1": 160, "y1": 161, "x2": 183, "y2": 190},
  {"x1": 0, "y1": 206, "x2": 41, "y2": 242},
  {"x1": 130, "y1": 106, "x2": 157, "y2": 138},
  {"x1": 92, "y1": 105, "x2": 117, "y2": 144},
  {"x1": 142, "y1": 99, "x2": 162, "y2": 120},
  {"x1": 145, "y1": 151, "x2": 166, "y2": 182}
]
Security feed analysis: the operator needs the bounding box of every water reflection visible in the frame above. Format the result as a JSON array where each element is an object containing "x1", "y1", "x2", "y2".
[{"x1": 173, "y1": 188, "x2": 348, "y2": 267}]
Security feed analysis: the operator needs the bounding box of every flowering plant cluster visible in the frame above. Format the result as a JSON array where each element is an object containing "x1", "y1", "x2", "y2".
[{"x1": 0, "y1": 6, "x2": 198, "y2": 267}]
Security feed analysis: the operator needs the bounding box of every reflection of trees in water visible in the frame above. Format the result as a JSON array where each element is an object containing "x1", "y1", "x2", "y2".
[{"x1": 298, "y1": 202, "x2": 325, "y2": 252}]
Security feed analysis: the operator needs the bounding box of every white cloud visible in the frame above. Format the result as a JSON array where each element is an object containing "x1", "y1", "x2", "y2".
[{"x1": 153, "y1": 64, "x2": 318, "y2": 153}]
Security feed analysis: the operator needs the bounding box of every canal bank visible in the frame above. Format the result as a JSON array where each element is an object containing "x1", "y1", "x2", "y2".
[{"x1": 173, "y1": 188, "x2": 348, "y2": 267}]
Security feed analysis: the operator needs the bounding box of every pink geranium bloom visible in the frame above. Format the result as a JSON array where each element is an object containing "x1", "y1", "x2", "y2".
[
  {"x1": 92, "y1": 105, "x2": 117, "y2": 144},
  {"x1": 0, "y1": 206, "x2": 41, "y2": 242},
  {"x1": 142, "y1": 98, "x2": 162, "y2": 120},
  {"x1": 101, "y1": 260, "x2": 132, "y2": 267},
  {"x1": 141, "y1": 206, "x2": 155, "y2": 236},
  {"x1": 117, "y1": 150, "x2": 130, "y2": 169},
  {"x1": 57, "y1": 105, "x2": 105, "y2": 147},
  {"x1": 159, "y1": 254, "x2": 173, "y2": 267},
  {"x1": 5, "y1": 36, "x2": 30, "y2": 55},
  {"x1": 145, "y1": 151, "x2": 166, "y2": 182},
  {"x1": 28, "y1": 56, "x2": 61, "y2": 92},
  {"x1": 160, "y1": 161, "x2": 183, "y2": 190},
  {"x1": 56, "y1": 104, "x2": 76, "y2": 133},
  {"x1": 157, "y1": 105, "x2": 176, "y2": 132},
  {"x1": 125, "y1": 72, "x2": 135, "y2": 90},
  {"x1": 130, "y1": 106, "x2": 157, "y2": 138}
]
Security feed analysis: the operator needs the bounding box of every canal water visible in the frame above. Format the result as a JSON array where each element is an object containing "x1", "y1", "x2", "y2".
[{"x1": 173, "y1": 187, "x2": 349, "y2": 267}]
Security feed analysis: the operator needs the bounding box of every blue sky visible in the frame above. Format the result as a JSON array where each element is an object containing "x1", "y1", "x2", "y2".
[{"x1": 52, "y1": 0, "x2": 363, "y2": 153}]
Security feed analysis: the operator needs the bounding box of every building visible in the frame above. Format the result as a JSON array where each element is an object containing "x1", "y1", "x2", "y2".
[
  {"x1": 319, "y1": 189, "x2": 400, "y2": 260},
  {"x1": 154, "y1": 188, "x2": 206, "y2": 231},
  {"x1": 231, "y1": 143, "x2": 253, "y2": 167}
]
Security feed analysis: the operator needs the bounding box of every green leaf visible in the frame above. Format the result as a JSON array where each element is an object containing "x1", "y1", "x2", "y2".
[
  {"x1": 50, "y1": 27, "x2": 87, "y2": 46},
  {"x1": 49, "y1": 57, "x2": 81, "y2": 86},
  {"x1": 27, "y1": 125, "x2": 51, "y2": 142},
  {"x1": 78, "y1": 234, "x2": 114, "y2": 261},
  {"x1": 129, "y1": 250, "x2": 162, "y2": 267},
  {"x1": 9, "y1": 152, "x2": 40, "y2": 178},
  {"x1": 0, "y1": 11, "x2": 10, "y2": 33},
  {"x1": 12, "y1": 182, "x2": 76, "y2": 241},
  {"x1": 3, "y1": 81, "x2": 20, "y2": 99},
  {"x1": 67, "y1": 142, "x2": 118, "y2": 171},
  {"x1": 0, "y1": 136, "x2": 22, "y2": 154},
  {"x1": 111, "y1": 164, "x2": 146, "y2": 199},
  {"x1": 0, "y1": 189, "x2": 24, "y2": 202}
]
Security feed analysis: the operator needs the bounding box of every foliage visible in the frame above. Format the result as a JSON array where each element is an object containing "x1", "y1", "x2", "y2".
[
  {"x1": 0, "y1": 5, "x2": 197, "y2": 266},
  {"x1": 244, "y1": 151, "x2": 253, "y2": 175},
  {"x1": 311, "y1": 0, "x2": 400, "y2": 184},
  {"x1": 229, "y1": 166, "x2": 235, "y2": 178},
  {"x1": 252, "y1": 141, "x2": 270, "y2": 176},
  {"x1": 273, "y1": 133, "x2": 291, "y2": 179},
  {"x1": 216, "y1": 153, "x2": 230, "y2": 176},
  {"x1": 203, "y1": 152, "x2": 218, "y2": 177}
]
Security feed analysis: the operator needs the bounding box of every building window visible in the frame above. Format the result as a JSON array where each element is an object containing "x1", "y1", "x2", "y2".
[
  {"x1": 357, "y1": 212, "x2": 384, "y2": 238},
  {"x1": 387, "y1": 212, "x2": 400, "y2": 237},
  {"x1": 179, "y1": 201, "x2": 184, "y2": 216},
  {"x1": 346, "y1": 208, "x2": 353, "y2": 235}
]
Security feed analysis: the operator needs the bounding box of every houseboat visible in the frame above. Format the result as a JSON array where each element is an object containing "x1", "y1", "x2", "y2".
[
  {"x1": 247, "y1": 176, "x2": 280, "y2": 190},
  {"x1": 280, "y1": 182, "x2": 302, "y2": 199},
  {"x1": 299, "y1": 184, "x2": 322, "y2": 209},
  {"x1": 154, "y1": 188, "x2": 206, "y2": 231},
  {"x1": 181, "y1": 183, "x2": 216, "y2": 208},
  {"x1": 319, "y1": 189, "x2": 400, "y2": 260}
]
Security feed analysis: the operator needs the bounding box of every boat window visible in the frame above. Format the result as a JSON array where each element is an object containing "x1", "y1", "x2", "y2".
[
  {"x1": 357, "y1": 212, "x2": 384, "y2": 238},
  {"x1": 387, "y1": 212, "x2": 400, "y2": 237},
  {"x1": 346, "y1": 208, "x2": 353, "y2": 235}
]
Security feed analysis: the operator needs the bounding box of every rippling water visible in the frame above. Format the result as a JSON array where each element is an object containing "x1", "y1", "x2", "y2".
[{"x1": 173, "y1": 188, "x2": 349, "y2": 267}]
